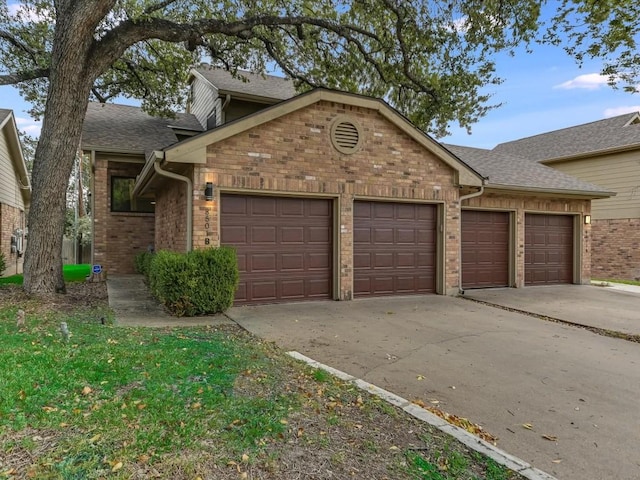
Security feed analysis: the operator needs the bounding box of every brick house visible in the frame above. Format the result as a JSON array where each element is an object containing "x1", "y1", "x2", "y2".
[
  {"x1": 494, "y1": 114, "x2": 640, "y2": 280},
  {"x1": 0, "y1": 109, "x2": 30, "y2": 276},
  {"x1": 83, "y1": 67, "x2": 612, "y2": 304}
]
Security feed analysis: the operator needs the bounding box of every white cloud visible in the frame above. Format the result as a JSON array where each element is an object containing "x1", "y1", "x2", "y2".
[
  {"x1": 554, "y1": 73, "x2": 611, "y2": 90},
  {"x1": 15, "y1": 116, "x2": 42, "y2": 136},
  {"x1": 603, "y1": 106, "x2": 640, "y2": 118}
]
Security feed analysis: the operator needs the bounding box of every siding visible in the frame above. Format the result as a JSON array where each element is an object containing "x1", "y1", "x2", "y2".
[
  {"x1": 188, "y1": 77, "x2": 217, "y2": 129},
  {"x1": 549, "y1": 150, "x2": 640, "y2": 219},
  {"x1": 0, "y1": 126, "x2": 26, "y2": 209}
]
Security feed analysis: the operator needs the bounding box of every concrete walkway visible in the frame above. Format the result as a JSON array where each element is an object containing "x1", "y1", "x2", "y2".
[{"x1": 106, "y1": 274, "x2": 234, "y2": 327}]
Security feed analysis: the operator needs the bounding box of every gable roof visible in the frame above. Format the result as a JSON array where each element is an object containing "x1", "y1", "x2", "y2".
[
  {"x1": 193, "y1": 66, "x2": 297, "y2": 102},
  {"x1": 134, "y1": 88, "x2": 485, "y2": 195},
  {"x1": 0, "y1": 109, "x2": 31, "y2": 203},
  {"x1": 446, "y1": 144, "x2": 614, "y2": 198},
  {"x1": 493, "y1": 112, "x2": 640, "y2": 162},
  {"x1": 81, "y1": 102, "x2": 203, "y2": 154}
]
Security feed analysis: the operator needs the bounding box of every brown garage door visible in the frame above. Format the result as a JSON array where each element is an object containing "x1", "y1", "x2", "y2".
[
  {"x1": 462, "y1": 210, "x2": 510, "y2": 289},
  {"x1": 525, "y1": 214, "x2": 574, "y2": 285},
  {"x1": 353, "y1": 201, "x2": 436, "y2": 297},
  {"x1": 220, "y1": 194, "x2": 333, "y2": 304}
]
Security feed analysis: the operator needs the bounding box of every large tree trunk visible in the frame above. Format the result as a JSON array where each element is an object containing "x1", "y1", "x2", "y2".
[{"x1": 23, "y1": 1, "x2": 101, "y2": 294}]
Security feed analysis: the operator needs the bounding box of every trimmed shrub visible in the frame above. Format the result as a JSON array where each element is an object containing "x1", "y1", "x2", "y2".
[
  {"x1": 134, "y1": 251, "x2": 155, "y2": 277},
  {"x1": 148, "y1": 247, "x2": 239, "y2": 317}
]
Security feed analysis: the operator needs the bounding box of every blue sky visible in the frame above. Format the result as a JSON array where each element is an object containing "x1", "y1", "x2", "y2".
[{"x1": 1, "y1": 4, "x2": 639, "y2": 148}]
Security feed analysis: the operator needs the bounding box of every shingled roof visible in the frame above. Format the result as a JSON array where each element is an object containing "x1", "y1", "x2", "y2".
[
  {"x1": 194, "y1": 66, "x2": 296, "y2": 101},
  {"x1": 0, "y1": 109, "x2": 12, "y2": 124},
  {"x1": 446, "y1": 144, "x2": 613, "y2": 196},
  {"x1": 493, "y1": 112, "x2": 640, "y2": 162},
  {"x1": 81, "y1": 103, "x2": 202, "y2": 153}
]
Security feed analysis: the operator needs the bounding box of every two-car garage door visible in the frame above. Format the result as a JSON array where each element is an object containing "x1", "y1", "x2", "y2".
[
  {"x1": 221, "y1": 195, "x2": 438, "y2": 304},
  {"x1": 462, "y1": 211, "x2": 575, "y2": 288}
]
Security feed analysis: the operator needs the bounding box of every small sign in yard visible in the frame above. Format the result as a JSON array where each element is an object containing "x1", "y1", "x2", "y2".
[{"x1": 92, "y1": 265, "x2": 103, "y2": 274}]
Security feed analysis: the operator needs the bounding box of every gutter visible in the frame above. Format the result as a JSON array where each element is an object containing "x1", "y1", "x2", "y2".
[
  {"x1": 458, "y1": 184, "x2": 486, "y2": 295},
  {"x1": 484, "y1": 184, "x2": 615, "y2": 199},
  {"x1": 152, "y1": 152, "x2": 193, "y2": 252}
]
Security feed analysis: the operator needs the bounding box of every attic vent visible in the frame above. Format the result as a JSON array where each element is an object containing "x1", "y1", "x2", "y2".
[{"x1": 331, "y1": 117, "x2": 362, "y2": 154}]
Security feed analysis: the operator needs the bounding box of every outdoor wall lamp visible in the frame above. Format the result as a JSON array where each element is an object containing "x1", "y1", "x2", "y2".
[
  {"x1": 584, "y1": 215, "x2": 591, "y2": 225},
  {"x1": 204, "y1": 182, "x2": 214, "y2": 201}
]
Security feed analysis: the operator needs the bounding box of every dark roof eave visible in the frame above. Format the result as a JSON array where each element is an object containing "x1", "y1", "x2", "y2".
[{"x1": 484, "y1": 184, "x2": 615, "y2": 199}]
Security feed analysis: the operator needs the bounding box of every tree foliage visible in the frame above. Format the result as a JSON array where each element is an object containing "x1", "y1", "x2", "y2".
[{"x1": 0, "y1": 0, "x2": 637, "y2": 293}]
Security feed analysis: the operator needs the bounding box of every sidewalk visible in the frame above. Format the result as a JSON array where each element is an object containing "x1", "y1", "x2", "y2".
[{"x1": 106, "y1": 274, "x2": 234, "y2": 327}]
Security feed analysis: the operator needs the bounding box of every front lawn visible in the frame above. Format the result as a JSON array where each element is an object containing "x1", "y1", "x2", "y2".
[
  {"x1": 0, "y1": 264, "x2": 91, "y2": 285},
  {"x1": 0, "y1": 300, "x2": 524, "y2": 479}
]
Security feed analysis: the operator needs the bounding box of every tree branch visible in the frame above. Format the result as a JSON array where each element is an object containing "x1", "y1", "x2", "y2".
[
  {"x1": 0, "y1": 29, "x2": 41, "y2": 64},
  {"x1": 0, "y1": 68, "x2": 50, "y2": 85},
  {"x1": 142, "y1": 0, "x2": 180, "y2": 15}
]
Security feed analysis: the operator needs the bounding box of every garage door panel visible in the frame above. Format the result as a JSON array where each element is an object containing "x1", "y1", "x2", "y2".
[
  {"x1": 221, "y1": 194, "x2": 333, "y2": 304},
  {"x1": 525, "y1": 214, "x2": 573, "y2": 285},
  {"x1": 462, "y1": 210, "x2": 510, "y2": 289},
  {"x1": 281, "y1": 227, "x2": 304, "y2": 244},
  {"x1": 252, "y1": 226, "x2": 277, "y2": 243},
  {"x1": 354, "y1": 201, "x2": 436, "y2": 297}
]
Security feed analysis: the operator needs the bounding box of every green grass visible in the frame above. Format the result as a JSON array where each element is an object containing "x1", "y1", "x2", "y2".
[
  {"x1": 0, "y1": 304, "x2": 526, "y2": 479},
  {"x1": 0, "y1": 264, "x2": 91, "y2": 285},
  {"x1": 593, "y1": 278, "x2": 640, "y2": 286}
]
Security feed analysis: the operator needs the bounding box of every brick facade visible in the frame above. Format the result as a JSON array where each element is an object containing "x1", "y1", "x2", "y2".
[
  {"x1": 93, "y1": 158, "x2": 154, "y2": 274},
  {"x1": 464, "y1": 192, "x2": 592, "y2": 286},
  {"x1": 0, "y1": 202, "x2": 26, "y2": 276},
  {"x1": 591, "y1": 218, "x2": 640, "y2": 280},
  {"x1": 186, "y1": 100, "x2": 465, "y2": 298},
  {"x1": 154, "y1": 167, "x2": 191, "y2": 252}
]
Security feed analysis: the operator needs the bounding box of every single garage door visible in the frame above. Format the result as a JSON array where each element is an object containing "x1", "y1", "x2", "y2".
[
  {"x1": 462, "y1": 210, "x2": 510, "y2": 289},
  {"x1": 353, "y1": 201, "x2": 436, "y2": 297},
  {"x1": 221, "y1": 194, "x2": 333, "y2": 304},
  {"x1": 525, "y1": 214, "x2": 574, "y2": 285}
]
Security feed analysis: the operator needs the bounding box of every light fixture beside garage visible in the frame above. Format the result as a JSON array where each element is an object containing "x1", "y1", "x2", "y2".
[
  {"x1": 330, "y1": 116, "x2": 363, "y2": 154},
  {"x1": 584, "y1": 214, "x2": 591, "y2": 224},
  {"x1": 204, "y1": 182, "x2": 214, "y2": 201}
]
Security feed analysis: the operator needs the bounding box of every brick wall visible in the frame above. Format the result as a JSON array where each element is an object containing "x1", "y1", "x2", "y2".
[
  {"x1": 154, "y1": 168, "x2": 190, "y2": 252},
  {"x1": 0, "y1": 202, "x2": 26, "y2": 276},
  {"x1": 591, "y1": 218, "x2": 640, "y2": 280},
  {"x1": 464, "y1": 192, "x2": 592, "y2": 285},
  {"x1": 93, "y1": 158, "x2": 154, "y2": 274},
  {"x1": 186, "y1": 100, "x2": 462, "y2": 299}
]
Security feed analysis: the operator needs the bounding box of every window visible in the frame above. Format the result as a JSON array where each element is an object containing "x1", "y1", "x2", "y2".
[{"x1": 111, "y1": 177, "x2": 155, "y2": 213}]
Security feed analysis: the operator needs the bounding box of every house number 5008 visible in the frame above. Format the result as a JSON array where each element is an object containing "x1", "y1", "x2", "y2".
[{"x1": 204, "y1": 208, "x2": 211, "y2": 245}]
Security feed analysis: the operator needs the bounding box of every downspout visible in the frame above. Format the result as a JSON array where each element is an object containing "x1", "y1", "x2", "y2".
[
  {"x1": 152, "y1": 153, "x2": 193, "y2": 252},
  {"x1": 90, "y1": 150, "x2": 96, "y2": 267},
  {"x1": 457, "y1": 182, "x2": 486, "y2": 295}
]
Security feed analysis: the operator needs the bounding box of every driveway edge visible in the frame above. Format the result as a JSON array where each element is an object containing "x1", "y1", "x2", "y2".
[{"x1": 288, "y1": 351, "x2": 557, "y2": 480}]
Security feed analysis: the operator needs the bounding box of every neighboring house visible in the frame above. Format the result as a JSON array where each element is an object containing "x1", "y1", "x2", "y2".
[
  {"x1": 494, "y1": 113, "x2": 640, "y2": 280},
  {"x1": 0, "y1": 109, "x2": 30, "y2": 276},
  {"x1": 83, "y1": 66, "x2": 611, "y2": 305}
]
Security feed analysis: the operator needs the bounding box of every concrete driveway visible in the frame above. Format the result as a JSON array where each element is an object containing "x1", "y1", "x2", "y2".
[
  {"x1": 464, "y1": 284, "x2": 640, "y2": 336},
  {"x1": 228, "y1": 293, "x2": 640, "y2": 480}
]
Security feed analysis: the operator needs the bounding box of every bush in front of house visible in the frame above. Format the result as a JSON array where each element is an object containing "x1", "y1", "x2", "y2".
[
  {"x1": 148, "y1": 247, "x2": 239, "y2": 317},
  {"x1": 134, "y1": 251, "x2": 155, "y2": 278}
]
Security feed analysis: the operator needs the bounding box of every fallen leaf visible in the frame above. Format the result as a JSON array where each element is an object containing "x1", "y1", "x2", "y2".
[
  {"x1": 279, "y1": 419, "x2": 288, "y2": 425},
  {"x1": 111, "y1": 461, "x2": 123, "y2": 472},
  {"x1": 138, "y1": 454, "x2": 150, "y2": 464},
  {"x1": 81, "y1": 386, "x2": 92, "y2": 395},
  {"x1": 522, "y1": 423, "x2": 533, "y2": 430},
  {"x1": 191, "y1": 402, "x2": 201, "y2": 409},
  {"x1": 416, "y1": 375, "x2": 425, "y2": 381},
  {"x1": 430, "y1": 400, "x2": 440, "y2": 405},
  {"x1": 241, "y1": 453, "x2": 249, "y2": 463},
  {"x1": 89, "y1": 434, "x2": 101, "y2": 443},
  {"x1": 552, "y1": 459, "x2": 563, "y2": 464},
  {"x1": 42, "y1": 406, "x2": 57, "y2": 413},
  {"x1": 542, "y1": 434, "x2": 558, "y2": 441},
  {"x1": 389, "y1": 445, "x2": 399, "y2": 451}
]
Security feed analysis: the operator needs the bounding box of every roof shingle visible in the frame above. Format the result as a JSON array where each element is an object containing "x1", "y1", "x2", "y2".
[
  {"x1": 493, "y1": 112, "x2": 640, "y2": 161},
  {"x1": 81, "y1": 103, "x2": 202, "y2": 153},
  {"x1": 446, "y1": 144, "x2": 613, "y2": 195},
  {"x1": 194, "y1": 66, "x2": 296, "y2": 101}
]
